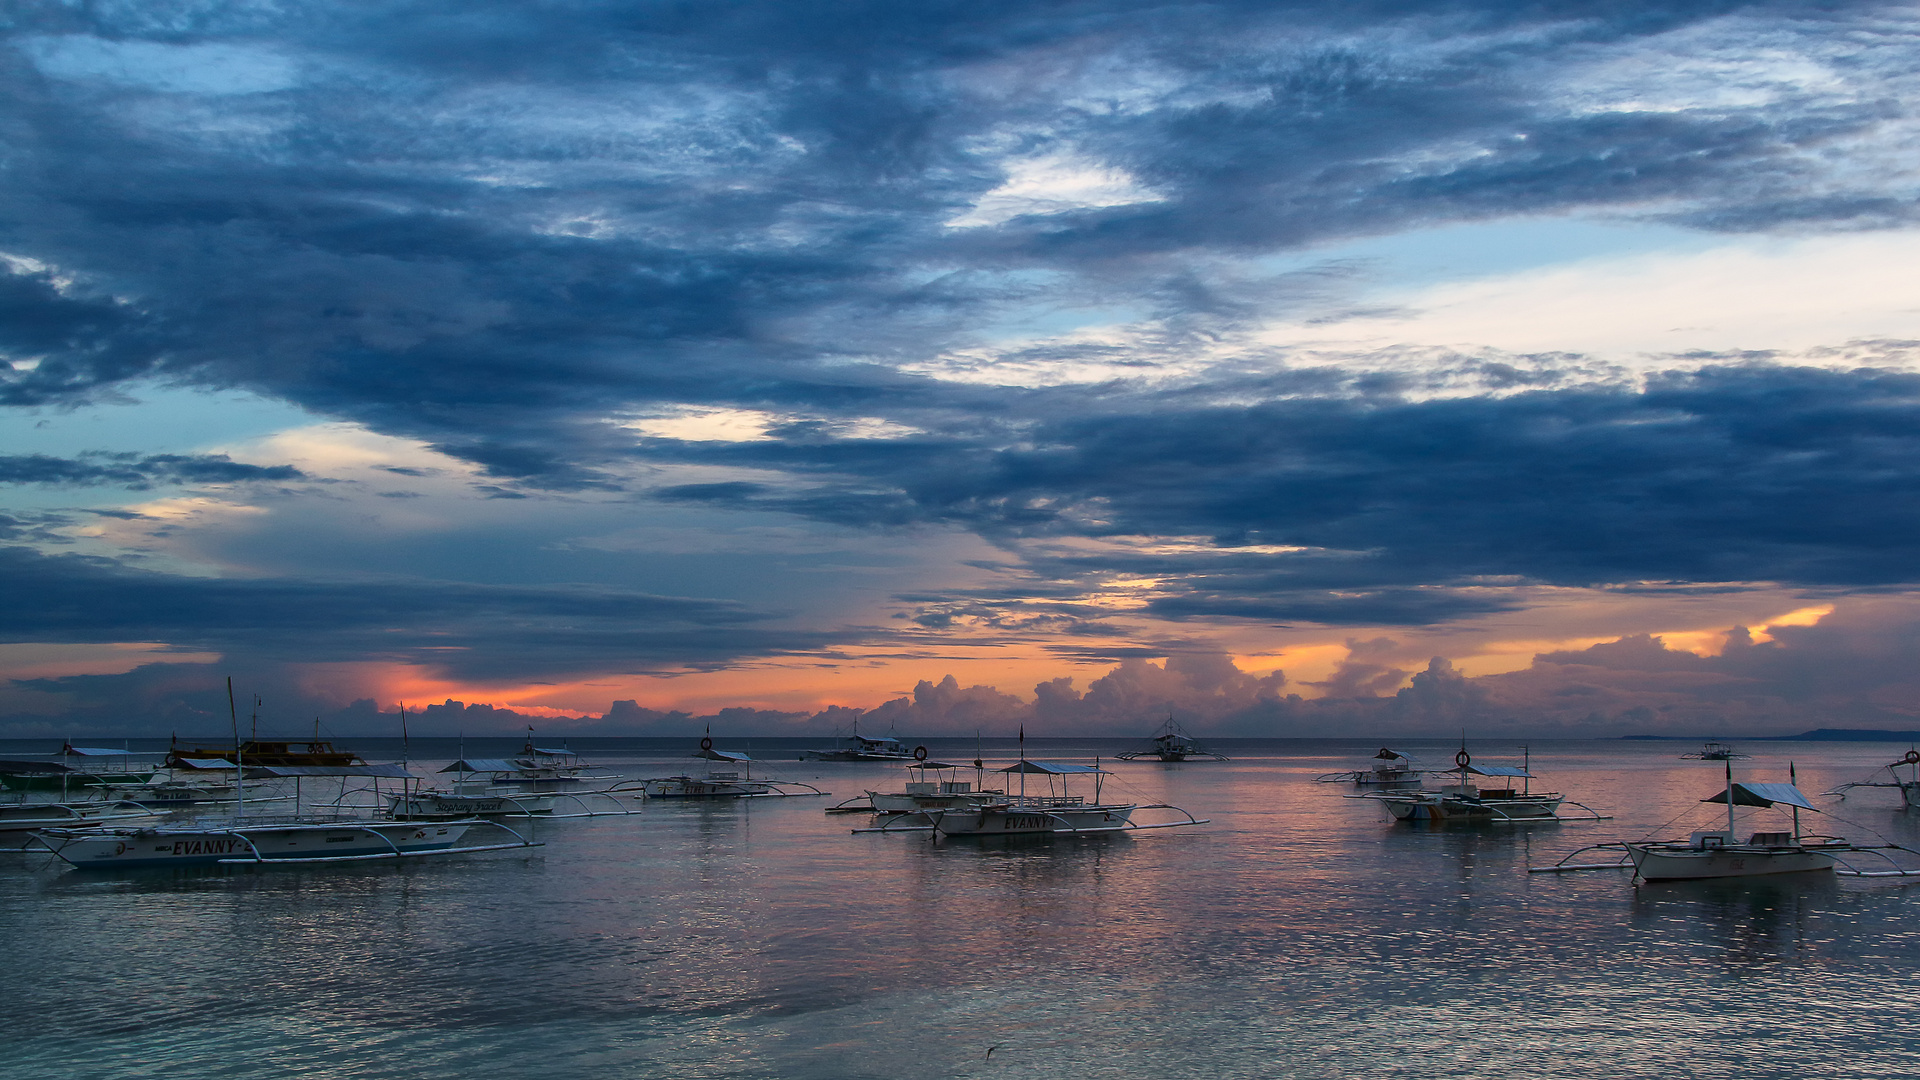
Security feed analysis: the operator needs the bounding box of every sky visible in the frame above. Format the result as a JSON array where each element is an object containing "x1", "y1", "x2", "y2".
[{"x1": 4, "y1": 0, "x2": 1920, "y2": 740}]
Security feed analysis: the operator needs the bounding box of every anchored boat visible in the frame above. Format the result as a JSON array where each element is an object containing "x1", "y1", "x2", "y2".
[
  {"x1": 799, "y1": 723, "x2": 920, "y2": 762},
  {"x1": 1355, "y1": 745, "x2": 1600, "y2": 823},
  {"x1": 1824, "y1": 749, "x2": 1920, "y2": 810},
  {"x1": 642, "y1": 738, "x2": 827, "y2": 799},
  {"x1": 909, "y1": 758, "x2": 1206, "y2": 838},
  {"x1": 1533, "y1": 760, "x2": 1920, "y2": 882},
  {"x1": 1679, "y1": 742, "x2": 1749, "y2": 761},
  {"x1": 1315, "y1": 748, "x2": 1426, "y2": 790},
  {"x1": 1114, "y1": 717, "x2": 1228, "y2": 762}
]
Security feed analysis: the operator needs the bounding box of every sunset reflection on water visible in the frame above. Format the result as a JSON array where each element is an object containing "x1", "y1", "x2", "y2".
[{"x1": 4, "y1": 739, "x2": 1919, "y2": 1079}]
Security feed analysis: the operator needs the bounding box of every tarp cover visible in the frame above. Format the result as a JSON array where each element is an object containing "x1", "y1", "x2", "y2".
[
  {"x1": 696, "y1": 749, "x2": 752, "y2": 762},
  {"x1": 999, "y1": 760, "x2": 1108, "y2": 775},
  {"x1": 171, "y1": 758, "x2": 237, "y2": 770},
  {"x1": 1466, "y1": 765, "x2": 1534, "y2": 779},
  {"x1": 249, "y1": 763, "x2": 416, "y2": 779},
  {"x1": 908, "y1": 761, "x2": 965, "y2": 770},
  {"x1": 525, "y1": 747, "x2": 574, "y2": 756},
  {"x1": 1701, "y1": 782, "x2": 1819, "y2": 811},
  {"x1": 63, "y1": 746, "x2": 137, "y2": 757},
  {"x1": 439, "y1": 758, "x2": 526, "y2": 773}
]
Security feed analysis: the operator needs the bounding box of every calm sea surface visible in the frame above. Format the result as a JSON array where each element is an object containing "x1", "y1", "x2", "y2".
[{"x1": 4, "y1": 737, "x2": 1920, "y2": 1079}]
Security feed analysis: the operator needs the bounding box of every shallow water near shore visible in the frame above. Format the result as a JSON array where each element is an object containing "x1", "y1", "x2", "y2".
[{"x1": 5, "y1": 737, "x2": 1920, "y2": 1079}]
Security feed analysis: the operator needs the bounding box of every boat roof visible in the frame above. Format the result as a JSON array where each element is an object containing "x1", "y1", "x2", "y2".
[
  {"x1": 440, "y1": 758, "x2": 525, "y2": 773},
  {"x1": 171, "y1": 757, "x2": 238, "y2": 770},
  {"x1": 908, "y1": 761, "x2": 964, "y2": 770},
  {"x1": 999, "y1": 760, "x2": 1108, "y2": 775},
  {"x1": 250, "y1": 763, "x2": 416, "y2": 779},
  {"x1": 1702, "y1": 782, "x2": 1818, "y2": 811},
  {"x1": 1466, "y1": 765, "x2": 1533, "y2": 779},
  {"x1": 63, "y1": 746, "x2": 138, "y2": 757},
  {"x1": 525, "y1": 746, "x2": 575, "y2": 756},
  {"x1": 697, "y1": 749, "x2": 752, "y2": 763}
]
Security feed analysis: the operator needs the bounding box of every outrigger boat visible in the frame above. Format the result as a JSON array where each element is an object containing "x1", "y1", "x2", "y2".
[
  {"x1": 1354, "y1": 746, "x2": 1601, "y2": 822},
  {"x1": 1114, "y1": 717, "x2": 1228, "y2": 762},
  {"x1": 31, "y1": 759, "x2": 541, "y2": 869},
  {"x1": 799, "y1": 723, "x2": 919, "y2": 762},
  {"x1": 1315, "y1": 748, "x2": 1426, "y2": 790},
  {"x1": 0, "y1": 800, "x2": 158, "y2": 846},
  {"x1": 863, "y1": 752, "x2": 1206, "y2": 837},
  {"x1": 827, "y1": 758, "x2": 1004, "y2": 817},
  {"x1": 1824, "y1": 749, "x2": 1920, "y2": 810},
  {"x1": 1533, "y1": 760, "x2": 1920, "y2": 881},
  {"x1": 1680, "y1": 742, "x2": 1749, "y2": 761},
  {"x1": 643, "y1": 738, "x2": 827, "y2": 799},
  {"x1": 0, "y1": 745, "x2": 157, "y2": 794}
]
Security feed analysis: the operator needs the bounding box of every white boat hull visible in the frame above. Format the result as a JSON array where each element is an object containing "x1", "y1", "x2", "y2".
[
  {"x1": 1626, "y1": 843, "x2": 1838, "y2": 882},
  {"x1": 388, "y1": 792, "x2": 555, "y2": 818},
  {"x1": 37, "y1": 821, "x2": 475, "y2": 868},
  {"x1": 643, "y1": 777, "x2": 774, "y2": 799},
  {"x1": 1379, "y1": 794, "x2": 1565, "y2": 821},
  {"x1": 932, "y1": 803, "x2": 1137, "y2": 836}
]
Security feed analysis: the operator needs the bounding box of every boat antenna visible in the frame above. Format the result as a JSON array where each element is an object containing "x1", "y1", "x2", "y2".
[
  {"x1": 1522, "y1": 744, "x2": 1531, "y2": 796},
  {"x1": 1018, "y1": 725, "x2": 1026, "y2": 801}
]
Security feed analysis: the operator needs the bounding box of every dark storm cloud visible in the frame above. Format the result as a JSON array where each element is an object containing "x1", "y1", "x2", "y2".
[
  {"x1": 1, "y1": 0, "x2": 1915, "y2": 648},
  {"x1": 0, "y1": 452, "x2": 304, "y2": 488},
  {"x1": 649, "y1": 362, "x2": 1920, "y2": 622},
  {"x1": 0, "y1": 0, "x2": 1890, "y2": 442},
  {"x1": 0, "y1": 546, "x2": 872, "y2": 679}
]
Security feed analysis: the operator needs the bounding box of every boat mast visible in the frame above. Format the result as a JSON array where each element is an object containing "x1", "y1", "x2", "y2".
[
  {"x1": 228, "y1": 677, "x2": 244, "y2": 819},
  {"x1": 1790, "y1": 760, "x2": 1801, "y2": 842},
  {"x1": 1725, "y1": 757, "x2": 1735, "y2": 836}
]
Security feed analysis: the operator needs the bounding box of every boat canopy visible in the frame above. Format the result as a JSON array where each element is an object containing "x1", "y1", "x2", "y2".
[
  {"x1": 62, "y1": 746, "x2": 137, "y2": 756},
  {"x1": 696, "y1": 749, "x2": 752, "y2": 763},
  {"x1": 525, "y1": 746, "x2": 574, "y2": 756},
  {"x1": 171, "y1": 757, "x2": 237, "y2": 770},
  {"x1": 1701, "y1": 782, "x2": 1818, "y2": 811},
  {"x1": 250, "y1": 763, "x2": 416, "y2": 779},
  {"x1": 440, "y1": 758, "x2": 526, "y2": 773},
  {"x1": 1466, "y1": 765, "x2": 1534, "y2": 779},
  {"x1": 999, "y1": 760, "x2": 1108, "y2": 775},
  {"x1": 908, "y1": 761, "x2": 965, "y2": 770}
]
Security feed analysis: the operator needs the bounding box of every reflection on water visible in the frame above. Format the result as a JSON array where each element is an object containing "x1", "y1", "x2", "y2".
[{"x1": 3, "y1": 740, "x2": 1920, "y2": 1078}]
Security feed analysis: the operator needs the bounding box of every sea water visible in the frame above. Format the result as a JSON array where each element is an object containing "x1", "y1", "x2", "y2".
[{"x1": 3, "y1": 738, "x2": 1919, "y2": 1079}]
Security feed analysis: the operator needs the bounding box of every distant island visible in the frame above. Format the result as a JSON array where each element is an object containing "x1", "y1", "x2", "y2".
[{"x1": 1622, "y1": 729, "x2": 1920, "y2": 742}]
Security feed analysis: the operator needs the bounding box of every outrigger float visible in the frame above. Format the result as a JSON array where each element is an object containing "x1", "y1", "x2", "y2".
[
  {"x1": 1824, "y1": 748, "x2": 1920, "y2": 810},
  {"x1": 1351, "y1": 745, "x2": 1606, "y2": 823},
  {"x1": 856, "y1": 757, "x2": 1206, "y2": 837},
  {"x1": 1532, "y1": 760, "x2": 1920, "y2": 882}
]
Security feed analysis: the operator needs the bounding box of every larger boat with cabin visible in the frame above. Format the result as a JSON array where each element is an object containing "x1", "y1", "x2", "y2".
[
  {"x1": 1114, "y1": 717, "x2": 1228, "y2": 762},
  {"x1": 798, "y1": 724, "x2": 919, "y2": 762}
]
